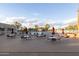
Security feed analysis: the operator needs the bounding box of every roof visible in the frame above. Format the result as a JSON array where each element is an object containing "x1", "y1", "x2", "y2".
[{"x1": 0, "y1": 23, "x2": 16, "y2": 28}]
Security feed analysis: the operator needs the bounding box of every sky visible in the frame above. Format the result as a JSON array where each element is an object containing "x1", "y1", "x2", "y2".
[{"x1": 0, "y1": 3, "x2": 78, "y2": 28}]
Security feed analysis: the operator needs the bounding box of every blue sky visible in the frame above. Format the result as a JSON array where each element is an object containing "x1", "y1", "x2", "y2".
[{"x1": 0, "y1": 3, "x2": 78, "y2": 28}]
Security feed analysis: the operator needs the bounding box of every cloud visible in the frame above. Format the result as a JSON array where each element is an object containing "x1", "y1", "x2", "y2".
[
  {"x1": 0, "y1": 16, "x2": 42, "y2": 28},
  {"x1": 0, "y1": 16, "x2": 64, "y2": 28},
  {"x1": 64, "y1": 18, "x2": 76, "y2": 24},
  {"x1": 0, "y1": 16, "x2": 77, "y2": 29},
  {"x1": 0, "y1": 16, "x2": 27, "y2": 24},
  {"x1": 61, "y1": 18, "x2": 77, "y2": 28},
  {"x1": 27, "y1": 18, "x2": 40, "y2": 23}
]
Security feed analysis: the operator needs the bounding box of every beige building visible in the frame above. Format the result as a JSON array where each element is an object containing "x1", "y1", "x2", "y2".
[{"x1": 77, "y1": 9, "x2": 79, "y2": 31}]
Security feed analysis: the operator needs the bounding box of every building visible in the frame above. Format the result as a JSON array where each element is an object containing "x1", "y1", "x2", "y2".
[
  {"x1": 77, "y1": 9, "x2": 79, "y2": 31},
  {"x1": 0, "y1": 23, "x2": 16, "y2": 34}
]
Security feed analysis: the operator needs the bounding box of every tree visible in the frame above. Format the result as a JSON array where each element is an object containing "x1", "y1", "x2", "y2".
[
  {"x1": 65, "y1": 25, "x2": 73, "y2": 30},
  {"x1": 13, "y1": 21, "x2": 22, "y2": 29},
  {"x1": 44, "y1": 24, "x2": 50, "y2": 31},
  {"x1": 28, "y1": 28, "x2": 35, "y2": 31},
  {"x1": 73, "y1": 25, "x2": 78, "y2": 30},
  {"x1": 40, "y1": 27, "x2": 45, "y2": 31},
  {"x1": 24, "y1": 27, "x2": 28, "y2": 32},
  {"x1": 34, "y1": 25, "x2": 39, "y2": 31},
  {"x1": 65, "y1": 25, "x2": 78, "y2": 30}
]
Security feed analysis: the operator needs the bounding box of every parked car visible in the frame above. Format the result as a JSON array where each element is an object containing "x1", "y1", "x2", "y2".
[
  {"x1": 6, "y1": 33, "x2": 16, "y2": 38},
  {"x1": 30, "y1": 31, "x2": 38, "y2": 36},
  {"x1": 36, "y1": 31, "x2": 46, "y2": 37},
  {"x1": 21, "y1": 34, "x2": 31, "y2": 40},
  {"x1": 48, "y1": 33, "x2": 61, "y2": 41}
]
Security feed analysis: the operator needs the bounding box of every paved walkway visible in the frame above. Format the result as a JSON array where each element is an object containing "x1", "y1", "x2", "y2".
[{"x1": 0, "y1": 32, "x2": 79, "y2": 55}]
